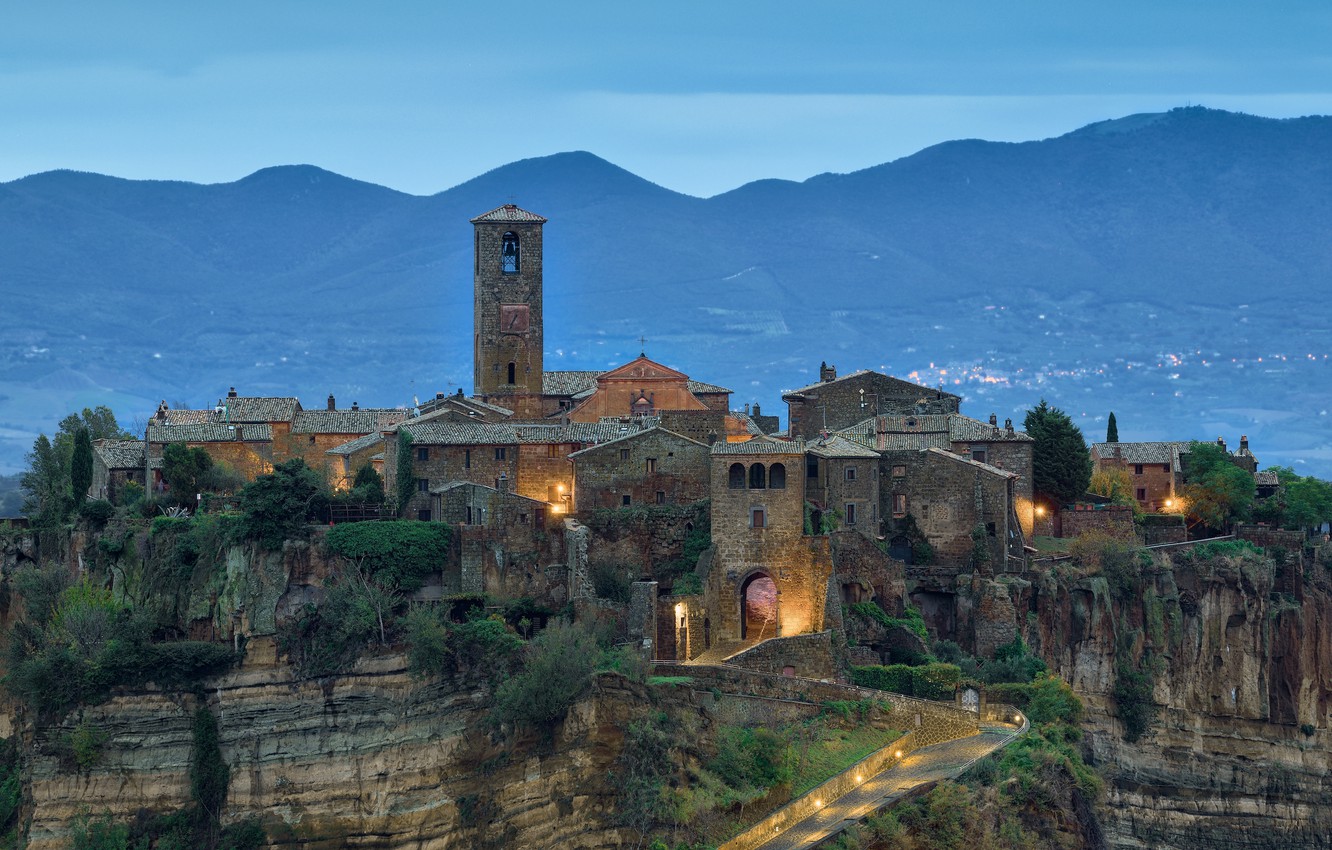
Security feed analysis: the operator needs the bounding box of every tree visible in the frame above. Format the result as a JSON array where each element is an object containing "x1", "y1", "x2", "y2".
[
  {"x1": 1263, "y1": 467, "x2": 1332, "y2": 535},
  {"x1": 350, "y1": 463, "x2": 386, "y2": 504},
  {"x1": 1089, "y1": 466, "x2": 1139, "y2": 513},
  {"x1": 1181, "y1": 441, "x2": 1253, "y2": 533},
  {"x1": 20, "y1": 434, "x2": 69, "y2": 525},
  {"x1": 1023, "y1": 400, "x2": 1092, "y2": 507},
  {"x1": 238, "y1": 459, "x2": 327, "y2": 549},
  {"x1": 70, "y1": 428, "x2": 93, "y2": 508},
  {"x1": 1106, "y1": 412, "x2": 1119, "y2": 443},
  {"x1": 162, "y1": 443, "x2": 214, "y2": 507}
]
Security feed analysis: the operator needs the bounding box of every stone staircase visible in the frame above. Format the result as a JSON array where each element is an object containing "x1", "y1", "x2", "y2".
[{"x1": 684, "y1": 638, "x2": 760, "y2": 666}]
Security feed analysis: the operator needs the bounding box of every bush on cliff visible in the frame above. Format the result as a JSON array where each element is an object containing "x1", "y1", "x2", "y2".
[
  {"x1": 494, "y1": 620, "x2": 602, "y2": 731},
  {"x1": 237, "y1": 459, "x2": 327, "y2": 549},
  {"x1": 325, "y1": 520, "x2": 450, "y2": 593},
  {"x1": 851, "y1": 662, "x2": 961, "y2": 700}
]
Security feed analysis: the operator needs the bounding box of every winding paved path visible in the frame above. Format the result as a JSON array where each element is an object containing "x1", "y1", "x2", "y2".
[{"x1": 751, "y1": 725, "x2": 1021, "y2": 850}]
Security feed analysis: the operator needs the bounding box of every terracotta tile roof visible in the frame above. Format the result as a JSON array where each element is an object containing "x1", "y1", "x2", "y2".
[
  {"x1": 840, "y1": 414, "x2": 1031, "y2": 445},
  {"x1": 430, "y1": 480, "x2": 550, "y2": 505},
  {"x1": 402, "y1": 420, "x2": 647, "y2": 447},
  {"x1": 783, "y1": 369, "x2": 960, "y2": 401},
  {"x1": 1092, "y1": 442, "x2": 1191, "y2": 467},
  {"x1": 711, "y1": 437, "x2": 804, "y2": 456},
  {"x1": 925, "y1": 447, "x2": 1017, "y2": 478},
  {"x1": 470, "y1": 204, "x2": 547, "y2": 224},
  {"x1": 1255, "y1": 471, "x2": 1279, "y2": 487},
  {"x1": 688, "y1": 380, "x2": 733, "y2": 395},
  {"x1": 218, "y1": 397, "x2": 300, "y2": 423},
  {"x1": 543, "y1": 371, "x2": 602, "y2": 396},
  {"x1": 326, "y1": 433, "x2": 385, "y2": 456},
  {"x1": 807, "y1": 435, "x2": 881, "y2": 459},
  {"x1": 147, "y1": 423, "x2": 272, "y2": 442},
  {"x1": 401, "y1": 423, "x2": 519, "y2": 445},
  {"x1": 292, "y1": 410, "x2": 407, "y2": 434},
  {"x1": 158, "y1": 408, "x2": 215, "y2": 425},
  {"x1": 567, "y1": 426, "x2": 707, "y2": 459},
  {"x1": 945, "y1": 415, "x2": 1033, "y2": 443},
  {"x1": 93, "y1": 439, "x2": 144, "y2": 469},
  {"x1": 513, "y1": 422, "x2": 649, "y2": 444}
]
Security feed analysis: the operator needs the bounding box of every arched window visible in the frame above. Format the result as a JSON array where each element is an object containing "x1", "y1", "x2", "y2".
[
  {"x1": 728, "y1": 463, "x2": 745, "y2": 489},
  {"x1": 749, "y1": 463, "x2": 766, "y2": 489},
  {"x1": 501, "y1": 232, "x2": 519, "y2": 274},
  {"x1": 507, "y1": 362, "x2": 516, "y2": 384},
  {"x1": 769, "y1": 463, "x2": 786, "y2": 490}
]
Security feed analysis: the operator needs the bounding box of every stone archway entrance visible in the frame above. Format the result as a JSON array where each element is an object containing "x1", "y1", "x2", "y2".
[{"x1": 740, "y1": 573, "x2": 778, "y2": 640}]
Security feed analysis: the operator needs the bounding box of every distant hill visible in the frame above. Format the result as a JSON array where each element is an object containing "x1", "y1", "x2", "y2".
[{"x1": 2, "y1": 106, "x2": 1331, "y2": 477}]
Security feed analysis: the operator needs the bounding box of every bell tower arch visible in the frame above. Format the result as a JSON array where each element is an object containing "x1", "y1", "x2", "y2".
[{"x1": 471, "y1": 204, "x2": 546, "y2": 415}]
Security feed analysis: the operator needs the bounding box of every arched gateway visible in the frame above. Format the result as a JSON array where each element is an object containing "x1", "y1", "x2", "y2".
[{"x1": 740, "y1": 572, "x2": 778, "y2": 640}]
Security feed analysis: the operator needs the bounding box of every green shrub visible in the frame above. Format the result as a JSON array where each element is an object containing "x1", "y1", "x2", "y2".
[
  {"x1": 151, "y1": 516, "x2": 191, "y2": 536},
  {"x1": 80, "y1": 499, "x2": 115, "y2": 527},
  {"x1": 590, "y1": 562, "x2": 632, "y2": 603},
  {"x1": 850, "y1": 664, "x2": 914, "y2": 694},
  {"x1": 1025, "y1": 674, "x2": 1083, "y2": 725},
  {"x1": 848, "y1": 602, "x2": 928, "y2": 640},
  {"x1": 69, "y1": 810, "x2": 130, "y2": 850},
  {"x1": 672, "y1": 572, "x2": 703, "y2": 596},
  {"x1": 403, "y1": 606, "x2": 449, "y2": 677},
  {"x1": 449, "y1": 614, "x2": 524, "y2": 677},
  {"x1": 984, "y1": 681, "x2": 1033, "y2": 710},
  {"x1": 495, "y1": 621, "x2": 601, "y2": 730},
  {"x1": 911, "y1": 663, "x2": 961, "y2": 700},
  {"x1": 237, "y1": 459, "x2": 327, "y2": 549},
  {"x1": 1113, "y1": 662, "x2": 1156, "y2": 742},
  {"x1": 709, "y1": 726, "x2": 792, "y2": 790},
  {"x1": 68, "y1": 720, "x2": 108, "y2": 771},
  {"x1": 326, "y1": 520, "x2": 451, "y2": 592},
  {"x1": 190, "y1": 707, "x2": 229, "y2": 825}
]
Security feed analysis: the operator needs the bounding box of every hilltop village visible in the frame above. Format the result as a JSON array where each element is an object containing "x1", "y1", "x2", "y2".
[{"x1": 84, "y1": 204, "x2": 1282, "y2": 672}]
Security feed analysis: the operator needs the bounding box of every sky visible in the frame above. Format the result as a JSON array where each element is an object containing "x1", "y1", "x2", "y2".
[{"x1": 3, "y1": 2, "x2": 1332, "y2": 198}]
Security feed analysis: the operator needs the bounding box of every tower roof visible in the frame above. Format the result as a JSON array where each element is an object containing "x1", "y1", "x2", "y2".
[{"x1": 470, "y1": 204, "x2": 547, "y2": 224}]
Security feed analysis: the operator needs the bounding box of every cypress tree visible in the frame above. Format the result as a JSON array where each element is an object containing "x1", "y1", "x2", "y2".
[
  {"x1": 70, "y1": 428, "x2": 93, "y2": 508},
  {"x1": 1106, "y1": 412, "x2": 1119, "y2": 443}
]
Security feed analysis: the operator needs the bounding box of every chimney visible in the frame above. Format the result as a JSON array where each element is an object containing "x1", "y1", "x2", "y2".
[
  {"x1": 753, "y1": 403, "x2": 762, "y2": 416},
  {"x1": 989, "y1": 413, "x2": 997, "y2": 426},
  {"x1": 820, "y1": 361, "x2": 837, "y2": 382},
  {"x1": 875, "y1": 415, "x2": 889, "y2": 451},
  {"x1": 435, "y1": 392, "x2": 445, "y2": 400},
  {"x1": 497, "y1": 472, "x2": 509, "y2": 493},
  {"x1": 351, "y1": 401, "x2": 359, "y2": 411},
  {"x1": 228, "y1": 387, "x2": 238, "y2": 398},
  {"x1": 456, "y1": 388, "x2": 465, "y2": 398},
  {"x1": 744, "y1": 403, "x2": 751, "y2": 415},
  {"x1": 1240, "y1": 435, "x2": 1250, "y2": 452},
  {"x1": 327, "y1": 393, "x2": 336, "y2": 411},
  {"x1": 1216, "y1": 436, "x2": 1227, "y2": 452},
  {"x1": 1005, "y1": 418, "x2": 1014, "y2": 435}
]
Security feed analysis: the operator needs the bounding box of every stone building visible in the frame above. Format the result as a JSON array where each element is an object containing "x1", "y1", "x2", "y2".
[
  {"x1": 569, "y1": 427, "x2": 711, "y2": 510},
  {"x1": 145, "y1": 422, "x2": 274, "y2": 493},
  {"x1": 783, "y1": 364, "x2": 960, "y2": 441},
  {"x1": 91, "y1": 439, "x2": 146, "y2": 502},
  {"x1": 386, "y1": 420, "x2": 646, "y2": 521},
  {"x1": 880, "y1": 447, "x2": 1024, "y2": 571},
  {"x1": 567, "y1": 355, "x2": 729, "y2": 422},
  {"x1": 707, "y1": 438, "x2": 833, "y2": 645},
  {"x1": 279, "y1": 403, "x2": 406, "y2": 482},
  {"x1": 841, "y1": 413, "x2": 1036, "y2": 535},
  {"x1": 804, "y1": 434, "x2": 881, "y2": 537},
  {"x1": 1090, "y1": 441, "x2": 1190, "y2": 513},
  {"x1": 325, "y1": 432, "x2": 388, "y2": 490}
]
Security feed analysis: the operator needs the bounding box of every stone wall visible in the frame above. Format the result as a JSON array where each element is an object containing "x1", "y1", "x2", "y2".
[
  {"x1": 1060, "y1": 504, "x2": 1137, "y2": 540},
  {"x1": 786, "y1": 371, "x2": 960, "y2": 441},
  {"x1": 656, "y1": 592, "x2": 710, "y2": 661},
  {"x1": 390, "y1": 440, "x2": 519, "y2": 518},
  {"x1": 473, "y1": 215, "x2": 544, "y2": 405},
  {"x1": 881, "y1": 449, "x2": 1014, "y2": 571},
  {"x1": 806, "y1": 455, "x2": 879, "y2": 538},
  {"x1": 723, "y1": 632, "x2": 836, "y2": 679}
]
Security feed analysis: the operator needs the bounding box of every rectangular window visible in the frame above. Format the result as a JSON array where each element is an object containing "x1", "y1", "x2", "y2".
[
  {"x1": 417, "y1": 478, "x2": 429, "y2": 493},
  {"x1": 807, "y1": 458, "x2": 819, "y2": 478},
  {"x1": 309, "y1": 434, "x2": 317, "y2": 445},
  {"x1": 1162, "y1": 464, "x2": 1170, "y2": 472},
  {"x1": 464, "y1": 449, "x2": 471, "y2": 469},
  {"x1": 845, "y1": 466, "x2": 856, "y2": 481},
  {"x1": 971, "y1": 449, "x2": 987, "y2": 464},
  {"x1": 416, "y1": 447, "x2": 429, "y2": 461},
  {"x1": 845, "y1": 503, "x2": 857, "y2": 525},
  {"x1": 750, "y1": 507, "x2": 766, "y2": 529},
  {"x1": 892, "y1": 465, "x2": 906, "y2": 478},
  {"x1": 622, "y1": 494, "x2": 632, "y2": 506},
  {"x1": 986, "y1": 522, "x2": 996, "y2": 537},
  {"x1": 465, "y1": 506, "x2": 474, "y2": 525},
  {"x1": 656, "y1": 490, "x2": 666, "y2": 505},
  {"x1": 893, "y1": 494, "x2": 907, "y2": 517},
  {"x1": 620, "y1": 448, "x2": 630, "y2": 461},
  {"x1": 1136, "y1": 488, "x2": 1147, "y2": 501},
  {"x1": 1134, "y1": 464, "x2": 1143, "y2": 475},
  {"x1": 645, "y1": 458, "x2": 657, "y2": 473},
  {"x1": 547, "y1": 444, "x2": 560, "y2": 458},
  {"x1": 519, "y1": 513, "x2": 528, "y2": 525},
  {"x1": 495, "y1": 447, "x2": 507, "y2": 460},
  {"x1": 417, "y1": 509, "x2": 431, "y2": 522}
]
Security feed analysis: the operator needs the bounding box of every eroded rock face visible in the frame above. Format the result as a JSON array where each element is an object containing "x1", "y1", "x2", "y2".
[
  {"x1": 961, "y1": 552, "x2": 1332, "y2": 849},
  {"x1": 24, "y1": 656, "x2": 656, "y2": 850}
]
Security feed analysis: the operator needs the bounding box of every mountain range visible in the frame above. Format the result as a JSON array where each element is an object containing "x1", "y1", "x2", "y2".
[{"x1": 2, "y1": 106, "x2": 1330, "y2": 477}]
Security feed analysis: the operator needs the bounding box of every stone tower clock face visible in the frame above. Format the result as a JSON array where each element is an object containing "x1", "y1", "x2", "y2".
[{"x1": 500, "y1": 303, "x2": 530, "y2": 334}]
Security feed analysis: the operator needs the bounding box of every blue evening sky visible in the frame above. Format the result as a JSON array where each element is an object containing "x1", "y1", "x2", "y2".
[{"x1": 3, "y1": 1, "x2": 1331, "y2": 197}]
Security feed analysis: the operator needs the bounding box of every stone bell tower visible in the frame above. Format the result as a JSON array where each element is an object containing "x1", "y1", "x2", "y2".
[{"x1": 471, "y1": 204, "x2": 546, "y2": 416}]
